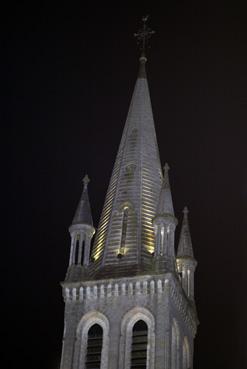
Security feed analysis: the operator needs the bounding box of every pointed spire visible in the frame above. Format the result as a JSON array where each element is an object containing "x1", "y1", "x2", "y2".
[
  {"x1": 72, "y1": 174, "x2": 93, "y2": 226},
  {"x1": 177, "y1": 207, "x2": 194, "y2": 258},
  {"x1": 92, "y1": 19, "x2": 162, "y2": 267},
  {"x1": 156, "y1": 163, "x2": 175, "y2": 216}
]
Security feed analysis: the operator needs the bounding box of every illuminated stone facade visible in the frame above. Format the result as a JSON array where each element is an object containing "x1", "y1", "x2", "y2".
[{"x1": 59, "y1": 52, "x2": 198, "y2": 369}]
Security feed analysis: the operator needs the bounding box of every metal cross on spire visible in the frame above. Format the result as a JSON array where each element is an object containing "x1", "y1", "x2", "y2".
[{"x1": 134, "y1": 15, "x2": 155, "y2": 55}]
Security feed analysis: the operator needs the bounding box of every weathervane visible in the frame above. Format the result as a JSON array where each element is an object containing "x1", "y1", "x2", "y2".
[{"x1": 134, "y1": 15, "x2": 155, "y2": 54}]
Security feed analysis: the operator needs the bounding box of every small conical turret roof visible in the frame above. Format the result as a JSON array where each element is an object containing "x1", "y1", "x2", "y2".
[
  {"x1": 156, "y1": 163, "x2": 175, "y2": 216},
  {"x1": 72, "y1": 175, "x2": 93, "y2": 226},
  {"x1": 177, "y1": 207, "x2": 194, "y2": 258}
]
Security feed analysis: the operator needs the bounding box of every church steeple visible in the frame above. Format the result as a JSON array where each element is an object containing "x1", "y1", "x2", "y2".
[
  {"x1": 59, "y1": 20, "x2": 198, "y2": 369},
  {"x1": 156, "y1": 163, "x2": 175, "y2": 216},
  {"x1": 92, "y1": 17, "x2": 162, "y2": 271}
]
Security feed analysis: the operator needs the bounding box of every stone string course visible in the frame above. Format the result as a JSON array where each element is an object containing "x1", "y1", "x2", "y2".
[
  {"x1": 63, "y1": 275, "x2": 196, "y2": 336},
  {"x1": 64, "y1": 278, "x2": 167, "y2": 301}
]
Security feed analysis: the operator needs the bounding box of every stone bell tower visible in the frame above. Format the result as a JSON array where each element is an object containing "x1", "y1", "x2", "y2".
[{"x1": 59, "y1": 16, "x2": 198, "y2": 369}]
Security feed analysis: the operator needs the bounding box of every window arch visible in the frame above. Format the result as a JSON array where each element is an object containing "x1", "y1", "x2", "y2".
[
  {"x1": 74, "y1": 234, "x2": 86, "y2": 265},
  {"x1": 74, "y1": 311, "x2": 109, "y2": 369},
  {"x1": 74, "y1": 237, "x2": 80, "y2": 264},
  {"x1": 85, "y1": 324, "x2": 103, "y2": 369},
  {"x1": 119, "y1": 307, "x2": 155, "y2": 369},
  {"x1": 131, "y1": 320, "x2": 148, "y2": 369}
]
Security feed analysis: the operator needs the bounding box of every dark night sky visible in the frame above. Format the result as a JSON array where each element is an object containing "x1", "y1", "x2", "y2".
[{"x1": 6, "y1": 1, "x2": 247, "y2": 369}]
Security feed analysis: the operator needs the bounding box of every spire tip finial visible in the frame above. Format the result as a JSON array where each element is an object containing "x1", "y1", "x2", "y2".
[
  {"x1": 163, "y1": 162, "x2": 170, "y2": 173},
  {"x1": 83, "y1": 174, "x2": 90, "y2": 189},
  {"x1": 162, "y1": 163, "x2": 170, "y2": 188},
  {"x1": 183, "y1": 206, "x2": 189, "y2": 214},
  {"x1": 142, "y1": 15, "x2": 149, "y2": 23},
  {"x1": 182, "y1": 207, "x2": 189, "y2": 224}
]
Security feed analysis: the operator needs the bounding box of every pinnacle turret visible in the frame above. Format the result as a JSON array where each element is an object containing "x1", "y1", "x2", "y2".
[
  {"x1": 153, "y1": 164, "x2": 177, "y2": 271},
  {"x1": 72, "y1": 175, "x2": 93, "y2": 226},
  {"x1": 177, "y1": 207, "x2": 194, "y2": 259},
  {"x1": 176, "y1": 207, "x2": 197, "y2": 300},
  {"x1": 66, "y1": 175, "x2": 95, "y2": 279},
  {"x1": 156, "y1": 163, "x2": 175, "y2": 217}
]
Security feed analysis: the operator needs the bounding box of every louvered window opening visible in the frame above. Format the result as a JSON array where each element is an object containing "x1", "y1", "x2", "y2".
[
  {"x1": 85, "y1": 324, "x2": 103, "y2": 369},
  {"x1": 131, "y1": 320, "x2": 148, "y2": 369},
  {"x1": 119, "y1": 207, "x2": 129, "y2": 254},
  {"x1": 74, "y1": 239, "x2": 80, "y2": 264},
  {"x1": 74, "y1": 238, "x2": 85, "y2": 265}
]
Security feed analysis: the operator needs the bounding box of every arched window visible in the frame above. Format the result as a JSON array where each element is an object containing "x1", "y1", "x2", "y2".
[
  {"x1": 131, "y1": 320, "x2": 148, "y2": 369},
  {"x1": 80, "y1": 239, "x2": 85, "y2": 265},
  {"x1": 74, "y1": 237, "x2": 80, "y2": 264},
  {"x1": 73, "y1": 235, "x2": 86, "y2": 265},
  {"x1": 75, "y1": 312, "x2": 109, "y2": 369},
  {"x1": 119, "y1": 307, "x2": 155, "y2": 369},
  {"x1": 85, "y1": 324, "x2": 103, "y2": 369}
]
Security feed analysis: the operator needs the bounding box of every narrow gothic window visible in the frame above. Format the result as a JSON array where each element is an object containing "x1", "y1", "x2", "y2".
[
  {"x1": 74, "y1": 237, "x2": 85, "y2": 265},
  {"x1": 74, "y1": 238, "x2": 80, "y2": 264},
  {"x1": 130, "y1": 320, "x2": 148, "y2": 369},
  {"x1": 85, "y1": 324, "x2": 103, "y2": 369},
  {"x1": 187, "y1": 270, "x2": 191, "y2": 297},
  {"x1": 119, "y1": 207, "x2": 129, "y2": 255},
  {"x1": 160, "y1": 225, "x2": 165, "y2": 255},
  {"x1": 81, "y1": 239, "x2": 85, "y2": 265},
  {"x1": 165, "y1": 226, "x2": 170, "y2": 255}
]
